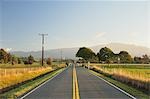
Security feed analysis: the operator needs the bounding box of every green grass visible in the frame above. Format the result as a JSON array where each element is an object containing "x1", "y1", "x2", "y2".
[
  {"x1": 0, "y1": 68, "x2": 65, "y2": 99},
  {"x1": 89, "y1": 69, "x2": 149, "y2": 99},
  {"x1": 91, "y1": 64, "x2": 150, "y2": 69},
  {"x1": 90, "y1": 64, "x2": 150, "y2": 90}
]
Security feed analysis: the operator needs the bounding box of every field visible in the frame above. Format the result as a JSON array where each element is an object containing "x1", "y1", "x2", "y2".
[
  {"x1": 0, "y1": 62, "x2": 66, "y2": 91},
  {"x1": 0, "y1": 63, "x2": 43, "y2": 68},
  {"x1": 90, "y1": 64, "x2": 150, "y2": 92},
  {"x1": 0, "y1": 66, "x2": 53, "y2": 90}
]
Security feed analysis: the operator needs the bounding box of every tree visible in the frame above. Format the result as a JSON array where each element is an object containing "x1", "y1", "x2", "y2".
[
  {"x1": 21, "y1": 57, "x2": 28, "y2": 65},
  {"x1": 18, "y1": 58, "x2": 23, "y2": 64},
  {"x1": 119, "y1": 51, "x2": 132, "y2": 63},
  {"x1": 28, "y1": 55, "x2": 34, "y2": 65},
  {"x1": 7, "y1": 53, "x2": 12, "y2": 63},
  {"x1": 97, "y1": 47, "x2": 114, "y2": 62},
  {"x1": 0, "y1": 49, "x2": 9, "y2": 63},
  {"x1": 11, "y1": 55, "x2": 18, "y2": 65},
  {"x1": 134, "y1": 54, "x2": 150, "y2": 64},
  {"x1": 142, "y1": 54, "x2": 150, "y2": 64},
  {"x1": 134, "y1": 56, "x2": 142, "y2": 64},
  {"x1": 89, "y1": 55, "x2": 99, "y2": 63},
  {"x1": 46, "y1": 58, "x2": 52, "y2": 65},
  {"x1": 76, "y1": 47, "x2": 96, "y2": 62}
]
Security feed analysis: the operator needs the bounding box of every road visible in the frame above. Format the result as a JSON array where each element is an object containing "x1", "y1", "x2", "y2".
[
  {"x1": 76, "y1": 66, "x2": 132, "y2": 99},
  {"x1": 23, "y1": 66, "x2": 73, "y2": 99},
  {"x1": 22, "y1": 65, "x2": 133, "y2": 99}
]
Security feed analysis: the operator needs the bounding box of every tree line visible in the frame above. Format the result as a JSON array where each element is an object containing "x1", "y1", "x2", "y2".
[
  {"x1": 0, "y1": 49, "x2": 52, "y2": 65},
  {"x1": 76, "y1": 47, "x2": 150, "y2": 64}
]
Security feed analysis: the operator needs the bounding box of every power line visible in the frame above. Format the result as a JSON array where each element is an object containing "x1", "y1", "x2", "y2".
[{"x1": 39, "y1": 33, "x2": 48, "y2": 66}]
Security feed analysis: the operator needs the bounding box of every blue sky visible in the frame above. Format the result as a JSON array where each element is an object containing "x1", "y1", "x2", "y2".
[{"x1": 1, "y1": 0, "x2": 149, "y2": 51}]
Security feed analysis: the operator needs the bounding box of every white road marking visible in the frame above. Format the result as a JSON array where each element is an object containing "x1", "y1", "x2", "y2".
[{"x1": 89, "y1": 70, "x2": 137, "y2": 99}]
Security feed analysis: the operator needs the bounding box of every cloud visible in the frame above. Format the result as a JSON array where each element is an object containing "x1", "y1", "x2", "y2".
[
  {"x1": 5, "y1": 48, "x2": 12, "y2": 52},
  {"x1": 95, "y1": 32, "x2": 106, "y2": 38},
  {"x1": 129, "y1": 32, "x2": 138, "y2": 37}
]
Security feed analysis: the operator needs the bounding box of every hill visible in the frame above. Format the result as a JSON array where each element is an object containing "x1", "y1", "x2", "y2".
[{"x1": 11, "y1": 43, "x2": 150, "y2": 59}]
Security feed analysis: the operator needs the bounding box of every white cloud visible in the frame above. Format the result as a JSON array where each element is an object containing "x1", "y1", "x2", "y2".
[
  {"x1": 128, "y1": 32, "x2": 143, "y2": 38},
  {"x1": 95, "y1": 32, "x2": 106, "y2": 38},
  {"x1": 5, "y1": 48, "x2": 12, "y2": 52}
]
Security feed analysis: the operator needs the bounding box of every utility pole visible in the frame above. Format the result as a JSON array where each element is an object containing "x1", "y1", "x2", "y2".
[{"x1": 39, "y1": 33, "x2": 48, "y2": 66}]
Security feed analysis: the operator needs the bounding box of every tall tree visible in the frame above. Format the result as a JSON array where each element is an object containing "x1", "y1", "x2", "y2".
[
  {"x1": 134, "y1": 56, "x2": 142, "y2": 64},
  {"x1": 76, "y1": 47, "x2": 96, "y2": 62},
  {"x1": 11, "y1": 55, "x2": 18, "y2": 65},
  {"x1": 119, "y1": 51, "x2": 132, "y2": 63},
  {"x1": 28, "y1": 55, "x2": 34, "y2": 65},
  {"x1": 46, "y1": 57, "x2": 52, "y2": 65},
  {"x1": 97, "y1": 47, "x2": 114, "y2": 62},
  {"x1": 7, "y1": 53, "x2": 12, "y2": 63},
  {"x1": 142, "y1": 54, "x2": 150, "y2": 64},
  {"x1": 18, "y1": 58, "x2": 23, "y2": 64},
  {"x1": 0, "y1": 49, "x2": 9, "y2": 63}
]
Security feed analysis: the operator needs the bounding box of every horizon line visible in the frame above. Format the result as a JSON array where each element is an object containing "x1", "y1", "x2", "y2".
[{"x1": 4, "y1": 42, "x2": 150, "y2": 52}]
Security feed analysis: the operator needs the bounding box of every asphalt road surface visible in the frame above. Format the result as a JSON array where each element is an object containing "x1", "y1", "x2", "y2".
[
  {"x1": 23, "y1": 66, "x2": 73, "y2": 99},
  {"x1": 22, "y1": 65, "x2": 133, "y2": 99},
  {"x1": 76, "y1": 66, "x2": 132, "y2": 99}
]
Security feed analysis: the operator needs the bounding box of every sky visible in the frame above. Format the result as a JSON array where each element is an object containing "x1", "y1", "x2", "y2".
[{"x1": 0, "y1": 0, "x2": 150, "y2": 51}]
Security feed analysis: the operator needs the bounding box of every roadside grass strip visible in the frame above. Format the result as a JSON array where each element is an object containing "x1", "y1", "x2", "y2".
[
  {"x1": 0, "y1": 68, "x2": 65, "y2": 99},
  {"x1": 89, "y1": 69, "x2": 149, "y2": 99}
]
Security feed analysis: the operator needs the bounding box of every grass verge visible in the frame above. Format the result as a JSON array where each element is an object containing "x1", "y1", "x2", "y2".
[
  {"x1": 0, "y1": 68, "x2": 65, "y2": 99},
  {"x1": 89, "y1": 69, "x2": 149, "y2": 99}
]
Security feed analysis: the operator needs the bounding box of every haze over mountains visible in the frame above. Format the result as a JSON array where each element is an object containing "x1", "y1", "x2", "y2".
[{"x1": 11, "y1": 43, "x2": 150, "y2": 59}]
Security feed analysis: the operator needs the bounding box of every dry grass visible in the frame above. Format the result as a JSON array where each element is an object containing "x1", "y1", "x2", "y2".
[
  {"x1": 0, "y1": 63, "x2": 41, "y2": 68},
  {"x1": 90, "y1": 64, "x2": 150, "y2": 91},
  {"x1": 0, "y1": 66, "x2": 53, "y2": 89}
]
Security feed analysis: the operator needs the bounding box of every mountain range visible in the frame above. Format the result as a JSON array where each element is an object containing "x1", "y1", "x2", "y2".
[{"x1": 11, "y1": 43, "x2": 150, "y2": 59}]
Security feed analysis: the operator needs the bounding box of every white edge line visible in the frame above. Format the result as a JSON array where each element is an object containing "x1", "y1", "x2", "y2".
[
  {"x1": 89, "y1": 70, "x2": 137, "y2": 99},
  {"x1": 20, "y1": 67, "x2": 69, "y2": 99}
]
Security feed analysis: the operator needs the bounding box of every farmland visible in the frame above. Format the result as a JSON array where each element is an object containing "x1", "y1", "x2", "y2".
[
  {"x1": 90, "y1": 64, "x2": 150, "y2": 92},
  {"x1": 0, "y1": 66, "x2": 52, "y2": 90},
  {"x1": 0, "y1": 63, "x2": 41, "y2": 68},
  {"x1": 0, "y1": 62, "x2": 65, "y2": 90}
]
